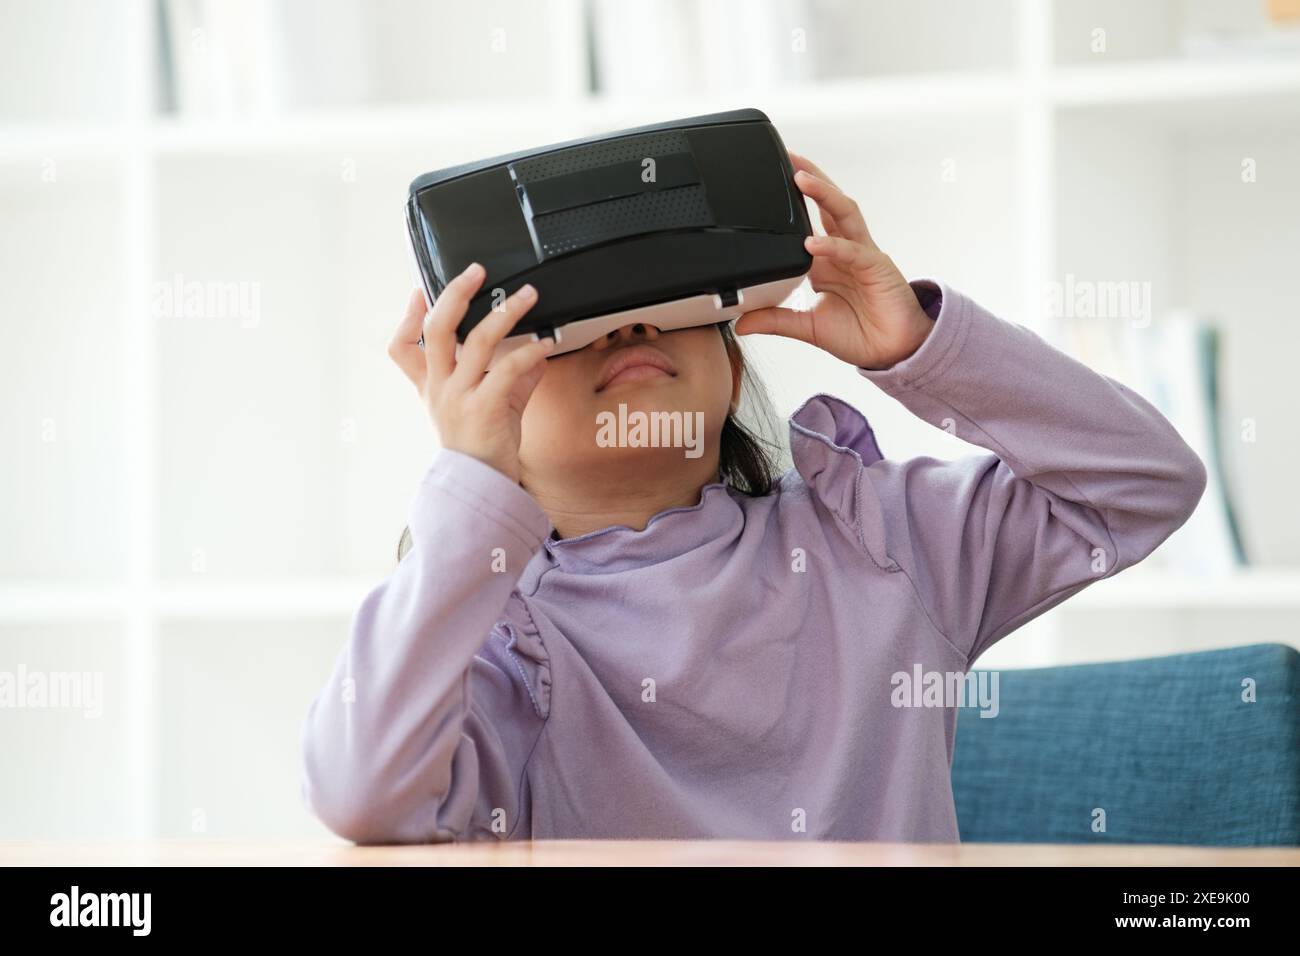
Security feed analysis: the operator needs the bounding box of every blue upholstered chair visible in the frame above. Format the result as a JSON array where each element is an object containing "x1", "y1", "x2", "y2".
[{"x1": 951, "y1": 643, "x2": 1300, "y2": 846}]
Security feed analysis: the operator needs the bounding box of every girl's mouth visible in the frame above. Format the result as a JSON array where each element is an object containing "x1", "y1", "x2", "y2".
[
  {"x1": 601, "y1": 364, "x2": 674, "y2": 390},
  {"x1": 595, "y1": 345, "x2": 678, "y2": 392}
]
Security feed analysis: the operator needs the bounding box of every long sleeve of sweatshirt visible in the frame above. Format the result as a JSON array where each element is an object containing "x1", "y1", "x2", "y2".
[
  {"x1": 834, "y1": 278, "x2": 1208, "y2": 666},
  {"x1": 299, "y1": 448, "x2": 552, "y2": 844}
]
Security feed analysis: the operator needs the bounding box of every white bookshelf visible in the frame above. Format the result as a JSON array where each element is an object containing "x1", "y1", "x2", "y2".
[{"x1": 3, "y1": 0, "x2": 1298, "y2": 838}]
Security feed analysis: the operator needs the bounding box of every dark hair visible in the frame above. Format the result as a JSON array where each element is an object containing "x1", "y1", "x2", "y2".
[{"x1": 396, "y1": 321, "x2": 783, "y2": 562}]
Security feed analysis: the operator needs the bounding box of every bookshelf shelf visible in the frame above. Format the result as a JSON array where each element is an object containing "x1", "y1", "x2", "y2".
[
  {"x1": 1067, "y1": 568, "x2": 1300, "y2": 610},
  {"x1": 4, "y1": 60, "x2": 1298, "y2": 162},
  {"x1": 1051, "y1": 58, "x2": 1300, "y2": 107},
  {"x1": 0, "y1": 73, "x2": 1023, "y2": 162},
  {"x1": 0, "y1": 582, "x2": 368, "y2": 622}
]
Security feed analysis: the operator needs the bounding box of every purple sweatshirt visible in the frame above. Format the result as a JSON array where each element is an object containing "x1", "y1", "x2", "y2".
[{"x1": 300, "y1": 280, "x2": 1206, "y2": 844}]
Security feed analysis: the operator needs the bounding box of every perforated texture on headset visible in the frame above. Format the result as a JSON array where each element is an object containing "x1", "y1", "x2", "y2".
[
  {"x1": 512, "y1": 130, "x2": 691, "y2": 183},
  {"x1": 533, "y1": 184, "x2": 712, "y2": 258}
]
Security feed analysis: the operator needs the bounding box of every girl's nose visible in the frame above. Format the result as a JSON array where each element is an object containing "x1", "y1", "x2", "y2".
[{"x1": 594, "y1": 322, "x2": 661, "y2": 348}]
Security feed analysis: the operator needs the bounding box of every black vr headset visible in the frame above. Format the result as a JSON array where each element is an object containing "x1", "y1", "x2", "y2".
[{"x1": 405, "y1": 107, "x2": 813, "y2": 368}]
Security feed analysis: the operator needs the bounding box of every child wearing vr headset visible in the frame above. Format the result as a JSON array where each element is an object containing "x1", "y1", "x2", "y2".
[{"x1": 300, "y1": 147, "x2": 1206, "y2": 845}]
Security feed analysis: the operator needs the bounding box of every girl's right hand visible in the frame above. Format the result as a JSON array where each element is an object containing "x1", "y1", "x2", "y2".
[{"x1": 389, "y1": 263, "x2": 555, "y2": 485}]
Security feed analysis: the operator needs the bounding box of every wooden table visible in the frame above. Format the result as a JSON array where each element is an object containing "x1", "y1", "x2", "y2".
[{"x1": 1, "y1": 840, "x2": 1296, "y2": 866}]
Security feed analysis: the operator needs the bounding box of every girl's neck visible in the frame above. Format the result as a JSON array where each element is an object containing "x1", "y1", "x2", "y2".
[{"x1": 525, "y1": 460, "x2": 723, "y2": 540}]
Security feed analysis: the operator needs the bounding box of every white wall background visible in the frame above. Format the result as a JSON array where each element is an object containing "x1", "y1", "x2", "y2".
[{"x1": 1, "y1": 0, "x2": 1298, "y2": 839}]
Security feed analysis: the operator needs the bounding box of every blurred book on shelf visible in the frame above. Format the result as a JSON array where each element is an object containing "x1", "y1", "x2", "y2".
[
  {"x1": 1054, "y1": 312, "x2": 1248, "y2": 577},
  {"x1": 159, "y1": 0, "x2": 369, "y2": 116},
  {"x1": 1181, "y1": 30, "x2": 1300, "y2": 59},
  {"x1": 1180, "y1": 0, "x2": 1300, "y2": 60},
  {"x1": 158, "y1": 0, "x2": 573, "y2": 116},
  {"x1": 1268, "y1": 0, "x2": 1300, "y2": 22},
  {"x1": 589, "y1": 0, "x2": 813, "y2": 96}
]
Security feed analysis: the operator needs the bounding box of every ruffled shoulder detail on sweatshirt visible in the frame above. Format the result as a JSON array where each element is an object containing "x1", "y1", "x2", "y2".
[
  {"x1": 488, "y1": 591, "x2": 552, "y2": 720},
  {"x1": 787, "y1": 393, "x2": 898, "y2": 572}
]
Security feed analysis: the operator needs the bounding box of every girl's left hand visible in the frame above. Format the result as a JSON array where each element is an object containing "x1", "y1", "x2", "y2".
[{"x1": 734, "y1": 151, "x2": 934, "y2": 371}]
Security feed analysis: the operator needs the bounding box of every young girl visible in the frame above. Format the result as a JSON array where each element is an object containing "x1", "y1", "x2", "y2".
[{"x1": 300, "y1": 152, "x2": 1206, "y2": 844}]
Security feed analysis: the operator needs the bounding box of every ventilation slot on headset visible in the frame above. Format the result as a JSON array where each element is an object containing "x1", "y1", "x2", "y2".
[
  {"x1": 532, "y1": 185, "x2": 713, "y2": 259},
  {"x1": 510, "y1": 128, "x2": 717, "y2": 262},
  {"x1": 512, "y1": 130, "x2": 691, "y2": 182}
]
